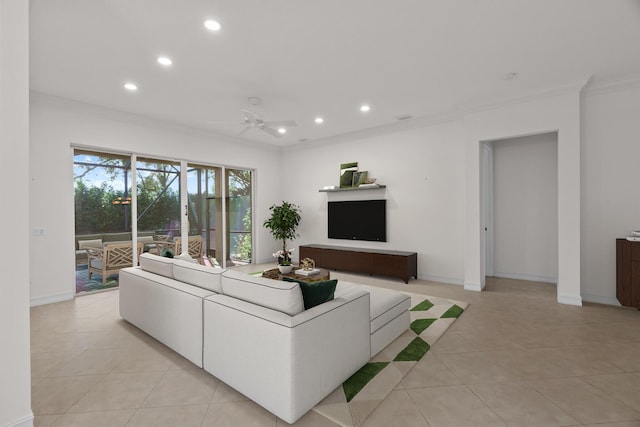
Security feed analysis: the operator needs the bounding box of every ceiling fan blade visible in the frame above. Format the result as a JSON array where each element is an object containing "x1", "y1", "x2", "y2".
[
  {"x1": 237, "y1": 126, "x2": 251, "y2": 136},
  {"x1": 266, "y1": 120, "x2": 297, "y2": 128},
  {"x1": 242, "y1": 109, "x2": 257, "y2": 122},
  {"x1": 261, "y1": 126, "x2": 281, "y2": 137}
]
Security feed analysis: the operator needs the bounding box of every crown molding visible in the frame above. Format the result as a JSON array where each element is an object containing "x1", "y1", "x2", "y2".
[
  {"x1": 459, "y1": 77, "x2": 591, "y2": 116},
  {"x1": 288, "y1": 109, "x2": 462, "y2": 152},
  {"x1": 29, "y1": 91, "x2": 281, "y2": 153},
  {"x1": 582, "y1": 75, "x2": 640, "y2": 97}
]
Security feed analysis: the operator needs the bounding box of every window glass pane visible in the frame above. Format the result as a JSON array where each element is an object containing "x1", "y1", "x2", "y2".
[
  {"x1": 187, "y1": 164, "x2": 221, "y2": 265},
  {"x1": 74, "y1": 150, "x2": 132, "y2": 234},
  {"x1": 136, "y1": 157, "x2": 181, "y2": 239},
  {"x1": 226, "y1": 168, "x2": 253, "y2": 265}
]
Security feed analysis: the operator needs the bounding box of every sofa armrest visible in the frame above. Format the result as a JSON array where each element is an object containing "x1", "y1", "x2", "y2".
[{"x1": 202, "y1": 287, "x2": 370, "y2": 423}]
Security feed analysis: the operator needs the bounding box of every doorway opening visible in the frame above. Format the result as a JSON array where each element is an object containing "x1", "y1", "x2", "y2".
[{"x1": 483, "y1": 132, "x2": 559, "y2": 286}]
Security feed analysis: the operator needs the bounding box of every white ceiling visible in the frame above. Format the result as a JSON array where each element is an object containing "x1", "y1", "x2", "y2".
[{"x1": 30, "y1": 0, "x2": 640, "y2": 147}]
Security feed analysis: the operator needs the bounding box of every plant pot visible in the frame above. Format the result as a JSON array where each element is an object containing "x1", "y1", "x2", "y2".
[{"x1": 278, "y1": 265, "x2": 293, "y2": 274}]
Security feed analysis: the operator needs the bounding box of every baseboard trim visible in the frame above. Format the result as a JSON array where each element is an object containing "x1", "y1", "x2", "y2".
[
  {"x1": 581, "y1": 293, "x2": 621, "y2": 306},
  {"x1": 420, "y1": 274, "x2": 464, "y2": 286},
  {"x1": 464, "y1": 281, "x2": 483, "y2": 292},
  {"x1": 493, "y1": 272, "x2": 557, "y2": 284},
  {"x1": 2, "y1": 412, "x2": 34, "y2": 427},
  {"x1": 557, "y1": 294, "x2": 583, "y2": 306},
  {"x1": 30, "y1": 292, "x2": 74, "y2": 307}
]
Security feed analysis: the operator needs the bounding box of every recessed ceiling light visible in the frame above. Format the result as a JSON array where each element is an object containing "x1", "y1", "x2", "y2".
[
  {"x1": 315, "y1": 117, "x2": 324, "y2": 124},
  {"x1": 157, "y1": 56, "x2": 172, "y2": 66},
  {"x1": 360, "y1": 104, "x2": 371, "y2": 112},
  {"x1": 123, "y1": 82, "x2": 138, "y2": 91},
  {"x1": 278, "y1": 128, "x2": 287, "y2": 135},
  {"x1": 204, "y1": 19, "x2": 221, "y2": 31}
]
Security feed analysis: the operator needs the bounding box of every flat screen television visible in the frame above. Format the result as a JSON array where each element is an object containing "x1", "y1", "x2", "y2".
[{"x1": 328, "y1": 199, "x2": 386, "y2": 242}]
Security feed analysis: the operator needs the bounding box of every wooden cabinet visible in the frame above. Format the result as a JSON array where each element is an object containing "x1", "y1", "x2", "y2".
[
  {"x1": 299, "y1": 244, "x2": 417, "y2": 283},
  {"x1": 616, "y1": 238, "x2": 640, "y2": 308}
]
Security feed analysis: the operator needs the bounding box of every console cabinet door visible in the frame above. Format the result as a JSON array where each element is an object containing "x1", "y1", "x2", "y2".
[
  {"x1": 373, "y1": 254, "x2": 406, "y2": 279},
  {"x1": 345, "y1": 251, "x2": 374, "y2": 274},
  {"x1": 299, "y1": 246, "x2": 324, "y2": 266},
  {"x1": 323, "y1": 249, "x2": 346, "y2": 270}
]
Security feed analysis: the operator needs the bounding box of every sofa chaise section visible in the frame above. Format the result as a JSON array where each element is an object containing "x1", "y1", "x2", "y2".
[{"x1": 203, "y1": 270, "x2": 371, "y2": 424}]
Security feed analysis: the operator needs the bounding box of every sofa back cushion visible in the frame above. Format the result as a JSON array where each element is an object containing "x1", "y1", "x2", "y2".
[
  {"x1": 139, "y1": 253, "x2": 175, "y2": 278},
  {"x1": 220, "y1": 270, "x2": 304, "y2": 316},
  {"x1": 173, "y1": 260, "x2": 224, "y2": 293}
]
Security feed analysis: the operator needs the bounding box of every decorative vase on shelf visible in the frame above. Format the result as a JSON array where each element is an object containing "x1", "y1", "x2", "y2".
[{"x1": 278, "y1": 264, "x2": 293, "y2": 274}]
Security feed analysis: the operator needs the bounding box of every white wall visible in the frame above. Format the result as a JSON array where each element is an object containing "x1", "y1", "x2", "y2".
[
  {"x1": 581, "y1": 82, "x2": 640, "y2": 305},
  {"x1": 464, "y1": 87, "x2": 582, "y2": 305},
  {"x1": 29, "y1": 93, "x2": 283, "y2": 305},
  {"x1": 0, "y1": 0, "x2": 33, "y2": 425},
  {"x1": 492, "y1": 133, "x2": 558, "y2": 282},
  {"x1": 284, "y1": 119, "x2": 466, "y2": 284},
  {"x1": 28, "y1": 79, "x2": 640, "y2": 307}
]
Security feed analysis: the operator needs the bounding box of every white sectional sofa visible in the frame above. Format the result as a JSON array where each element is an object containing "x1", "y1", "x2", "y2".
[{"x1": 119, "y1": 253, "x2": 410, "y2": 424}]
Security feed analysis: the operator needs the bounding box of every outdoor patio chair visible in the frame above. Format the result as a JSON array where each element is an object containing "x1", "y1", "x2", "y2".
[
  {"x1": 154, "y1": 235, "x2": 204, "y2": 264},
  {"x1": 86, "y1": 242, "x2": 143, "y2": 284}
]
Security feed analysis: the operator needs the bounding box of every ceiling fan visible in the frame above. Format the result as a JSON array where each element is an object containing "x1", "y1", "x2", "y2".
[{"x1": 213, "y1": 97, "x2": 297, "y2": 138}]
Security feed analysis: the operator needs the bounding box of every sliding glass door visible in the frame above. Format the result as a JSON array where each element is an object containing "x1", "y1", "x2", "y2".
[
  {"x1": 74, "y1": 149, "x2": 254, "y2": 293},
  {"x1": 226, "y1": 168, "x2": 253, "y2": 266}
]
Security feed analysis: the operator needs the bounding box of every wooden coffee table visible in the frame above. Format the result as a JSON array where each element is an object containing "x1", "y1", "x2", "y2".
[{"x1": 262, "y1": 267, "x2": 331, "y2": 283}]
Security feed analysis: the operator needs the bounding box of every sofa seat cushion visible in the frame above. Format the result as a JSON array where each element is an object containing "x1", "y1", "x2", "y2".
[
  {"x1": 221, "y1": 270, "x2": 304, "y2": 316},
  {"x1": 173, "y1": 260, "x2": 224, "y2": 293},
  {"x1": 139, "y1": 253, "x2": 175, "y2": 278},
  {"x1": 358, "y1": 285, "x2": 411, "y2": 334}
]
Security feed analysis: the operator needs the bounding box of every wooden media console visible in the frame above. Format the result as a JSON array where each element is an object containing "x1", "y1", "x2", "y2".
[{"x1": 299, "y1": 244, "x2": 417, "y2": 283}]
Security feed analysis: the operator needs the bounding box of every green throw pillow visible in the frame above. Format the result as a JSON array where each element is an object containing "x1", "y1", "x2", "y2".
[
  {"x1": 160, "y1": 248, "x2": 174, "y2": 258},
  {"x1": 283, "y1": 277, "x2": 338, "y2": 310}
]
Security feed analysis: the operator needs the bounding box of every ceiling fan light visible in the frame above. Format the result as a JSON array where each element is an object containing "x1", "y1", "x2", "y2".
[
  {"x1": 278, "y1": 128, "x2": 286, "y2": 134},
  {"x1": 204, "y1": 20, "x2": 221, "y2": 31}
]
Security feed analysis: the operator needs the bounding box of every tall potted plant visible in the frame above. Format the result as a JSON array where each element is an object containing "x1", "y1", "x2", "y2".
[{"x1": 263, "y1": 201, "x2": 301, "y2": 273}]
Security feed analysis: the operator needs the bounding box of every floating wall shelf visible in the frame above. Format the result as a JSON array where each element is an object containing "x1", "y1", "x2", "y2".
[{"x1": 318, "y1": 184, "x2": 386, "y2": 193}]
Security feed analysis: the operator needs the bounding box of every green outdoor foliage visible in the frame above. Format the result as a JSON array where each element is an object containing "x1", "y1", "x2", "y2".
[{"x1": 263, "y1": 201, "x2": 301, "y2": 253}]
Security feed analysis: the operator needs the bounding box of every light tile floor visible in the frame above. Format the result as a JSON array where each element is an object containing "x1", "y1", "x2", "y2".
[{"x1": 31, "y1": 267, "x2": 640, "y2": 427}]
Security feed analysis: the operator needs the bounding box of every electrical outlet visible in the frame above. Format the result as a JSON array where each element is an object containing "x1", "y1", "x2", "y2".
[{"x1": 32, "y1": 228, "x2": 45, "y2": 237}]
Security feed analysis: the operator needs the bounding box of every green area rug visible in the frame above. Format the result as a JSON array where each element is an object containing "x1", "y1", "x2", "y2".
[{"x1": 312, "y1": 292, "x2": 468, "y2": 427}]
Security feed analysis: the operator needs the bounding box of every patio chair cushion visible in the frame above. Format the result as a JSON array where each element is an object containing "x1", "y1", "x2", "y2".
[{"x1": 79, "y1": 239, "x2": 102, "y2": 249}]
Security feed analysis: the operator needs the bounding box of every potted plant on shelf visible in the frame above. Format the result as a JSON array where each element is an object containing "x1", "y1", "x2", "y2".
[{"x1": 263, "y1": 201, "x2": 301, "y2": 274}]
